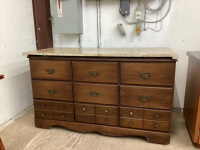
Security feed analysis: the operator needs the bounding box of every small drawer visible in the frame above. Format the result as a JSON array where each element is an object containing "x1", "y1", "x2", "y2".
[
  {"x1": 54, "y1": 102, "x2": 73, "y2": 112},
  {"x1": 35, "y1": 110, "x2": 53, "y2": 119},
  {"x1": 121, "y1": 62, "x2": 175, "y2": 86},
  {"x1": 30, "y1": 59, "x2": 72, "y2": 81},
  {"x1": 120, "y1": 85, "x2": 173, "y2": 110},
  {"x1": 75, "y1": 113, "x2": 95, "y2": 124},
  {"x1": 96, "y1": 105, "x2": 118, "y2": 117},
  {"x1": 75, "y1": 103, "x2": 95, "y2": 114},
  {"x1": 54, "y1": 112, "x2": 74, "y2": 121},
  {"x1": 74, "y1": 83, "x2": 118, "y2": 105},
  {"x1": 32, "y1": 80, "x2": 73, "y2": 101},
  {"x1": 144, "y1": 120, "x2": 169, "y2": 132},
  {"x1": 144, "y1": 109, "x2": 170, "y2": 122},
  {"x1": 34, "y1": 100, "x2": 53, "y2": 110},
  {"x1": 96, "y1": 115, "x2": 118, "y2": 126},
  {"x1": 120, "y1": 118, "x2": 143, "y2": 129},
  {"x1": 73, "y1": 61, "x2": 118, "y2": 84},
  {"x1": 120, "y1": 107, "x2": 143, "y2": 119}
]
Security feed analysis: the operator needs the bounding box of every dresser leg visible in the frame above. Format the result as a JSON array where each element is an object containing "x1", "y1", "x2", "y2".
[
  {"x1": 145, "y1": 134, "x2": 170, "y2": 144},
  {"x1": 35, "y1": 118, "x2": 52, "y2": 129}
]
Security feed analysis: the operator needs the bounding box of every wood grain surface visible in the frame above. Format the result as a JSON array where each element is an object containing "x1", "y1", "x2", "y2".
[
  {"x1": 120, "y1": 107, "x2": 144, "y2": 119},
  {"x1": 120, "y1": 118, "x2": 143, "y2": 129},
  {"x1": 96, "y1": 115, "x2": 118, "y2": 126},
  {"x1": 144, "y1": 120, "x2": 169, "y2": 132},
  {"x1": 96, "y1": 105, "x2": 118, "y2": 117},
  {"x1": 74, "y1": 103, "x2": 95, "y2": 114},
  {"x1": 144, "y1": 109, "x2": 170, "y2": 122}
]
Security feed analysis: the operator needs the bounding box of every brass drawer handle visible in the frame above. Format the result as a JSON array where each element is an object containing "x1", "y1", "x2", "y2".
[
  {"x1": 140, "y1": 72, "x2": 151, "y2": 79},
  {"x1": 83, "y1": 108, "x2": 86, "y2": 112},
  {"x1": 105, "y1": 120, "x2": 108, "y2": 124},
  {"x1": 139, "y1": 95, "x2": 150, "y2": 102},
  {"x1": 90, "y1": 70, "x2": 100, "y2": 77},
  {"x1": 61, "y1": 106, "x2": 65, "y2": 110},
  {"x1": 42, "y1": 113, "x2": 45, "y2": 117},
  {"x1": 48, "y1": 89, "x2": 57, "y2": 95},
  {"x1": 155, "y1": 115, "x2": 158, "y2": 118},
  {"x1": 41, "y1": 104, "x2": 45, "y2": 107},
  {"x1": 83, "y1": 117, "x2": 86, "y2": 120},
  {"x1": 129, "y1": 122, "x2": 132, "y2": 126},
  {"x1": 90, "y1": 91, "x2": 100, "y2": 97},
  {"x1": 105, "y1": 110, "x2": 108, "y2": 114},
  {"x1": 155, "y1": 125, "x2": 158, "y2": 128},
  {"x1": 61, "y1": 115, "x2": 65, "y2": 118},
  {"x1": 46, "y1": 68, "x2": 55, "y2": 74},
  {"x1": 129, "y1": 112, "x2": 133, "y2": 116}
]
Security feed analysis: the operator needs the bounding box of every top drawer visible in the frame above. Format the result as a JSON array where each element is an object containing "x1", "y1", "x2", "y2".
[
  {"x1": 121, "y1": 62, "x2": 175, "y2": 86},
  {"x1": 73, "y1": 61, "x2": 118, "y2": 83},
  {"x1": 30, "y1": 60, "x2": 72, "y2": 81}
]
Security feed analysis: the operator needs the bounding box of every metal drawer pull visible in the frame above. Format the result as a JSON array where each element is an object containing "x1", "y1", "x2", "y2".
[
  {"x1": 46, "y1": 68, "x2": 55, "y2": 74},
  {"x1": 48, "y1": 89, "x2": 57, "y2": 95},
  {"x1": 90, "y1": 91, "x2": 100, "y2": 97},
  {"x1": 139, "y1": 95, "x2": 150, "y2": 102},
  {"x1": 129, "y1": 122, "x2": 132, "y2": 126},
  {"x1": 41, "y1": 104, "x2": 45, "y2": 107},
  {"x1": 105, "y1": 120, "x2": 108, "y2": 124},
  {"x1": 61, "y1": 115, "x2": 65, "y2": 118},
  {"x1": 90, "y1": 70, "x2": 100, "y2": 77},
  {"x1": 129, "y1": 112, "x2": 133, "y2": 116},
  {"x1": 61, "y1": 106, "x2": 65, "y2": 109},
  {"x1": 42, "y1": 113, "x2": 45, "y2": 117},
  {"x1": 105, "y1": 110, "x2": 108, "y2": 114},
  {"x1": 155, "y1": 115, "x2": 158, "y2": 118},
  {"x1": 83, "y1": 108, "x2": 86, "y2": 111},
  {"x1": 83, "y1": 117, "x2": 86, "y2": 120},
  {"x1": 140, "y1": 72, "x2": 151, "y2": 79},
  {"x1": 155, "y1": 125, "x2": 158, "y2": 128}
]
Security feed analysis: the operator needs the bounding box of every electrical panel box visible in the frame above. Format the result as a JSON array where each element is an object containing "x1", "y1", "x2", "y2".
[
  {"x1": 120, "y1": 0, "x2": 130, "y2": 15},
  {"x1": 50, "y1": 0, "x2": 83, "y2": 34}
]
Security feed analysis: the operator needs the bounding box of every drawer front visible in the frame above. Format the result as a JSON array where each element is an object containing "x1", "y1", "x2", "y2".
[
  {"x1": 121, "y1": 62, "x2": 175, "y2": 86},
  {"x1": 35, "y1": 110, "x2": 53, "y2": 119},
  {"x1": 73, "y1": 62, "x2": 118, "y2": 83},
  {"x1": 120, "y1": 85, "x2": 173, "y2": 110},
  {"x1": 32, "y1": 80, "x2": 73, "y2": 101},
  {"x1": 75, "y1": 113, "x2": 95, "y2": 124},
  {"x1": 144, "y1": 109, "x2": 170, "y2": 122},
  {"x1": 120, "y1": 118, "x2": 143, "y2": 129},
  {"x1": 96, "y1": 105, "x2": 118, "y2": 117},
  {"x1": 34, "y1": 100, "x2": 53, "y2": 110},
  {"x1": 74, "y1": 83, "x2": 118, "y2": 105},
  {"x1": 75, "y1": 103, "x2": 95, "y2": 114},
  {"x1": 54, "y1": 102, "x2": 74, "y2": 112},
  {"x1": 120, "y1": 107, "x2": 143, "y2": 119},
  {"x1": 54, "y1": 112, "x2": 74, "y2": 121},
  {"x1": 96, "y1": 115, "x2": 118, "y2": 126},
  {"x1": 144, "y1": 120, "x2": 169, "y2": 132},
  {"x1": 30, "y1": 60, "x2": 72, "y2": 81}
]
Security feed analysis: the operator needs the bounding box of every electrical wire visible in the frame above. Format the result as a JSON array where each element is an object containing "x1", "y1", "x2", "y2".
[{"x1": 97, "y1": 0, "x2": 102, "y2": 48}]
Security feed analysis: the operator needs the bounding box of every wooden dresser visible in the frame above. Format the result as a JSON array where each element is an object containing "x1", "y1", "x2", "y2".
[{"x1": 24, "y1": 47, "x2": 178, "y2": 145}]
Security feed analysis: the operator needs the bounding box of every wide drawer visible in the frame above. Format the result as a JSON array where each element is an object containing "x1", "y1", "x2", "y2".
[
  {"x1": 54, "y1": 112, "x2": 74, "y2": 121},
  {"x1": 96, "y1": 115, "x2": 118, "y2": 126},
  {"x1": 32, "y1": 80, "x2": 73, "y2": 101},
  {"x1": 96, "y1": 105, "x2": 118, "y2": 117},
  {"x1": 34, "y1": 100, "x2": 54, "y2": 110},
  {"x1": 35, "y1": 110, "x2": 54, "y2": 119},
  {"x1": 74, "y1": 83, "x2": 118, "y2": 105},
  {"x1": 121, "y1": 62, "x2": 175, "y2": 86},
  {"x1": 75, "y1": 103, "x2": 95, "y2": 114},
  {"x1": 54, "y1": 102, "x2": 74, "y2": 112},
  {"x1": 30, "y1": 60, "x2": 72, "y2": 81},
  {"x1": 73, "y1": 61, "x2": 118, "y2": 83},
  {"x1": 120, "y1": 85, "x2": 173, "y2": 110},
  {"x1": 75, "y1": 113, "x2": 95, "y2": 124},
  {"x1": 144, "y1": 109, "x2": 170, "y2": 122},
  {"x1": 120, "y1": 107, "x2": 143, "y2": 119},
  {"x1": 144, "y1": 120, "x2": 169, "y2": 132},
  {"x1": 120, "y1": 118, "x2": 143, "y2": 129}
]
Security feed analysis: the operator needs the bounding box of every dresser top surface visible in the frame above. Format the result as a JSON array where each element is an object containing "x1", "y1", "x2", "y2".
[
  {"x1": 23, "y1": 47, "x2": 178, "y2": 59},
  {"x1": 187, "y1": 51, "x2": 200, "y2": 64}
]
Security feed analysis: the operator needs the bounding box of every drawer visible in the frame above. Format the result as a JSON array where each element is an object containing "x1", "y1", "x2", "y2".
[
  {"x1": 54, "y1": 112, "x2": 74, "y2": 121},
  {"x1": 34, "y1": 100, "x2": 53, "y2": 110},
  {"x1": 144, "y1": 120, "x2": 169, "y2": 132},
  {"x1": 120, "y1": 85, "x2": 173, "y2": 110},
  {"x1": 75, "y1": 113, "x2": 95, "y2": 124},
  {"x1": 96, "y1": 105, "x2": 118, "y2": 117},
  {"x1": 30, "y1": 59, "x2": 72, "y2": 81},
  {"x1": 121, "y1": 62, "x2": 175, "y2": 86},
  {"x1": 74, "y1": 83, "x2": 118, "y2": 105},
  {"x1": 75, "y1": 103, "x2": 95, "y2": 114},
  {"x1": 144, "y1": 109, "x2": 170, "y2": 122},
  {"x1": 54, "y1": 102, "x2": 73, "y2": 112},
  {"x1": 96, "y1": 115, "x2": 118, "y2": 126},
  {"x1": 73, "y1": 61, "x2": 118, "y2": 83},
  {"x1": 120, "y1": 118, "x2": 143, "y2": 129},
  {"x1": 35, "y1": 110, "x2": 53, "y2": 119},
  {"x1": 32, "y1": 80, "x2": 73, "y2": 101},
  {"x1": 120, "y1": 107, "x2": 143, "y2": 119}
]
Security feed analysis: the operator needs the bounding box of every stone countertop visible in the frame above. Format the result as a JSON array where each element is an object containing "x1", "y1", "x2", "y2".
[
  {"x1": 187, "y1": 51, "x2": 200, "y2": 64},
  {"x1": 23, "y1": 47, "x2": 178, "y2": 59}
]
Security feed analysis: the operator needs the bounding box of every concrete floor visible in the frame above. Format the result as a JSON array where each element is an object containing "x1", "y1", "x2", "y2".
[{"x1": 0, "y1": 107, "x2": 198, "y2": 150}]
